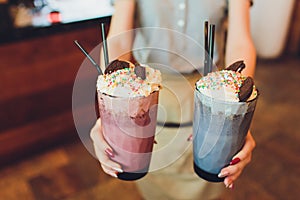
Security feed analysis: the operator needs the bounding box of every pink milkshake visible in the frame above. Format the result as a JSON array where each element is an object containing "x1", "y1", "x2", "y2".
[{"x1": 97, "y1": 60, "x2": 161, "y2": 180}]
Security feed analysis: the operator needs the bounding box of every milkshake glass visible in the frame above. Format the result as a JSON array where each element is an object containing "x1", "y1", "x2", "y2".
[
  {"x1": 98, "y1": 91, "x2": 159, "y2": 180},
  {"x1": 96, "y1": 60, "x2": 161, "y2": 181},
  {"x1": 193, "y1": 69, "x2": 258, "y2": 182}
]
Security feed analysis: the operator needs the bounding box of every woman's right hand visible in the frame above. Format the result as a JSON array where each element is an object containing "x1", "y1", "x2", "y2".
[{"x1": 90, "y1": 118, "x2": 123, "y2": 178}]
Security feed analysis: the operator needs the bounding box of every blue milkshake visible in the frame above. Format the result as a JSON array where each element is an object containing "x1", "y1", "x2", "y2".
[{"x1": 193, "y1": 69, "x2": 258, "y2": 182}]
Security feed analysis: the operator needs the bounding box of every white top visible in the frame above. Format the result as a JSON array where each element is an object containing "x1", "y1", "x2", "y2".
[{"x1": 131, "y1": 0, "x2": 228, "y2": 73}]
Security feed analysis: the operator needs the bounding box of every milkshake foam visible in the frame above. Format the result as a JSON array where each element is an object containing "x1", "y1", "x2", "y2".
[
  {"x1": 196, "y1": 70, "x2": 258, "y2": 102},
  {"x1": 97, "y1": 60, "x2": 161, "y2": 98}
]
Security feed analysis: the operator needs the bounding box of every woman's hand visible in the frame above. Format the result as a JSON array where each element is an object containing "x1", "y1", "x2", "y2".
[
  {"x1": 218, "y1": 131, "x2": 256, "y2": 189},
  {"x1": 90, "y1": 119, "x2": 123, "y2": 178}
]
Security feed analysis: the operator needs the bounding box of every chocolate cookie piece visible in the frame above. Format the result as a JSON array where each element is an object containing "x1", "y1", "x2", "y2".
[
  {"x1": 104, "y1": 59, "x2": 129, "y2": 74},
  {"x1": 238, "y1": 77, "x2": 254, "y2": 102},
  {"x1": 226, "y1": 60, "x2": 246, "y2": 73},
  {"x1": 134, "y1": 64, "x2": 146, "y2": 80}
]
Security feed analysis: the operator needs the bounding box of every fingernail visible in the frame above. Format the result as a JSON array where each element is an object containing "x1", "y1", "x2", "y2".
[
  {"x1": 230, "y1": 157, "x2": 241, "y2": 165},
  {"x1": 154, "y1": 140, "x2": 157, "y2": 144},
  {"x1": 105, "y1": 148, "x2": 114, "y2": 158},
  {"x1": 113, "y1": 167, "x2": 123, "y2": 173},
  {"x1": 229, "y1": 183, "x2": 234, "y2": 190},
  {"x1": 187, "y1": 134, "x2": 193, "y2": 141},
  {"x1": 225, "y1": 182, "x2": 231, "y2": 188},
  {"x1": 110, "y1": 172, "x2": 118, "y2": 178},
  {"x1": 218, "y1": 171, "x2": 229, "y2": 178}
]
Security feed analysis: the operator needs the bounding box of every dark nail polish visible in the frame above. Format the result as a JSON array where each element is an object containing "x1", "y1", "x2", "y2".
[
  {"x1": 105, "y1": 148, "x2": 114, "y2": 158},
  {"x1": 187, "y1": 134, "x2": 193, "y2": 141},
  {"x1": 154, "y1": 140, "x2": 157, "y2": 144},
  {"x1": 230, "y1": 157, "x2": 241, "y2": 165}
]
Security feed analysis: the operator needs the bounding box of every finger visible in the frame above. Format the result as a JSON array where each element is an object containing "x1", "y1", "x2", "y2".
[
  {"x1": 232, "y1": 131, "x2": 256, "y2": 162},
  {"x1": 101, "y1": 164, "x2": 118, "y2": 178},
  {"x1": 219, "y1": 151, "x2": 251, "y2": 179},
  {"x1": 223, "y1": 179, "x2": 234, "y2": 190},
  {"x1": 219, "y1": 131, "x2": 255, "y2": 177},
  {"x1": 219, "y1": 154, "x2": 251, "y2": 187},
  {"x1": 94, "y1": 143, "x2": 123, "y2": 173},
  {"x1": 187, "y1": 134, "x2": 193, "y2": 142},
  {"x1": 90, "y1": 119, "x2": 123, "y2": 173},
  {"x1": 223, "y1": 165, "x2": 244, "y2": 188},
  {"x1": 218, "y1": 131, "x2": 256, "y2": 187},
  {"x1": 90, "y1": 119, "x2": 113, "y2": 155},
  {"x1": 221, "y1": 160, "x2": 242, "y2": 188}
]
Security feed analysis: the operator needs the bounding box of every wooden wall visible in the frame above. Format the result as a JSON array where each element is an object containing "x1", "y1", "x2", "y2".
[
  {"x1": 286, "y1": 0, "x2": 300, "y2": 56},
  {"x1": 0, "y1": 24, "x2": 104, "y2": 167}
]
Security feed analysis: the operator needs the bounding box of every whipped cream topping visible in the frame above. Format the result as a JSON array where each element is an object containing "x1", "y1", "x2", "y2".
[
  {"x1": 196, "y1": 70, "x2": 257, "y2": 102},
  {"x1": 97, "y1": 62, "x2": 161, "y2": 98}
]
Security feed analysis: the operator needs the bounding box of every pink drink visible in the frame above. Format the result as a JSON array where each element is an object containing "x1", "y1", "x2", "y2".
[
  {"x1": 98, "y1": 91, "x2": 159, "y2": 180},
  {"x1": 97, "y1": 60, "x2": 161, "y2": 180}
]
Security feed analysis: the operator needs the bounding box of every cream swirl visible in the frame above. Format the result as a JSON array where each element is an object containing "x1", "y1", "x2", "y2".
[
  {"x1": 97, "y1": 62, "x2": 161, "y2": 98},
  {"x1": 196, "y1": 70, "x2": 257, "y2": 102}
]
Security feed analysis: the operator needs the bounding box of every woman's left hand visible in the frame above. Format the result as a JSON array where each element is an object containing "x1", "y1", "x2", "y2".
[{"x1": 218, "y1": 131, "x2": 256, "y2": 189}]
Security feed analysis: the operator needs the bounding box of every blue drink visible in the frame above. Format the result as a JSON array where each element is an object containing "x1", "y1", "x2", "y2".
[{"x1": 193, "y1": 89, "x2": 258, "y2": 182}]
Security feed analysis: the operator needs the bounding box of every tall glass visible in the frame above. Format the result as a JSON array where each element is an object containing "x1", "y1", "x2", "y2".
[
  {"x1": 193, "y1": 89, "x2": 258, "y2": 182},
  {"x1": 97, "y1": 91, "x2": 159, "y2": 181}
]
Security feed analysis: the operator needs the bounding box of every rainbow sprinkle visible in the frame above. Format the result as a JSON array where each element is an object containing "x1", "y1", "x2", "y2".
[
  {"x1": 196, "y1": 70, "x2": 247, "y2": 99},
  {"x1": 98, "y1": 65, "x2": 161, "y2": 97}
]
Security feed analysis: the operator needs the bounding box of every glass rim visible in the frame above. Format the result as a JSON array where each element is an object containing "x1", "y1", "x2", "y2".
[{"x1": 97, "y1": 90, "x2": 159, "y2": 100}]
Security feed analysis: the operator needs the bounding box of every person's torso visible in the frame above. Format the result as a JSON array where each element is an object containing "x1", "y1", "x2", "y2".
[{"x1": 133, "y1": 0, "x2": 227, "y2": 73}]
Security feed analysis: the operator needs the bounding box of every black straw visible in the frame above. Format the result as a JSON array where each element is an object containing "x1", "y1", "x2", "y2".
[
  {"x1": 101, "y1": 23, "x2": 109, "y2": 67},
  {"x1": 203, "y1": 21, "x2": 215, "y2": 76},
  {"x1": 204, "y1": 21, "x2": 209, "y2": 76},
  {"x1": 74, "y1": 40, "x2": 103, "y2": 75},
  {"x1": 208, "y1": 24, "x2": 215, "y2": 74}
]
